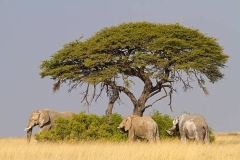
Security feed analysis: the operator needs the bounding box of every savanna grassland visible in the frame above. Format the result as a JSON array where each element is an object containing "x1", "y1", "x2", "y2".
[{"x1": 0, "y1": 133, "x2": 239, "y2": 160}]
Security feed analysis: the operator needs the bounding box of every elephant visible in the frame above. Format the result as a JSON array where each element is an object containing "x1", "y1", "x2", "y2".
[
  {"x1": 118, "y1": 115, "x2": 159, "y2": 142},
  {"x1": 24, "y1": 109, "x2": 74, "y2": 143},
  {"x1": 166, "y1": 114, "x2": 210, "y2": 144}
]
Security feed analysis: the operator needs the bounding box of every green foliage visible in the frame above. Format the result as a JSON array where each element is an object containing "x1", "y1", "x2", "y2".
[
  {"x1": 209, "y1": 127, "x2": 215, "y2": 143},
  {"x1": 34, "y1": 111, "x2": 215, "y2": 143},
  {"x1": 39, "y1": 21, "x2": 229, "y2": 110},
  {"x1": 35, "y1": 111, "x2": 179, "y2": 142},
  {"x1": 35, "y1": 117, "x2": 72, "y2": 142},
  {"x1": 150, "y1": 110, "x2": 177, "y2": 139},
  {"x1": 35, "y1": 112, "x2": 127, "y2": 142},
  {"x1": 40, "y1": 22, "x2": 229, "y2": 84}
]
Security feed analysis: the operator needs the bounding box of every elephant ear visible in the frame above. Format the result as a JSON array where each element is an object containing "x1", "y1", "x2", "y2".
[
  {"x1": 173, "y1": 116, "x2": 179, "y2": 124},
  {"x1": 124, "y1": 117, "x2": 132, "y2": 131},
  {"x1": 39, "y1": 110, "x2": 50, "y2": 127},
  {"x1": 178, "y1": 114, "x2": 186, "y2": 123}
]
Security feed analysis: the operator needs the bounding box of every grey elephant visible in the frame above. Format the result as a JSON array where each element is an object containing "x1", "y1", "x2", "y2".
[
  {"x1": 118, "y1": 115, "x2": 159, "y2": 142},
  {"x1": 24, "y1": 109, "x2": 74, "y2": 143},
  {"x1": 166, "y1": 114, "x2": 209, "y2": 144}
]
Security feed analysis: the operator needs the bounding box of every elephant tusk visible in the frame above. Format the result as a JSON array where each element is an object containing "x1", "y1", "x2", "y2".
[
  {"x1": 117, "y1": 127, "x2": 120, "y2": 129},
  {"x1": 166, "y1": 130, "x2": 174, "y2": 135},
  {"x1": 24, "y1": 127, "x2": 31, "y2": 131}
]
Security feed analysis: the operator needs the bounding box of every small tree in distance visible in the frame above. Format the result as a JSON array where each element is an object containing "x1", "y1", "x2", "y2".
[{"x1": 40, "y1": 22, "x2": 229, "y2": 116}]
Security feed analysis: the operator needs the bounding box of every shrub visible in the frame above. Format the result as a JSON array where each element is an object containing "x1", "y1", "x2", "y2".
[
  {"x1": 35, "y1": 112, "x2": 127, "y2": 142},
  {"x1": 150, "y1": 110, "x2": 177, "y2": 139},
  {"x1": 35, "y1": 117, "x2": 72, "y2": 142},
  {"x1": 34, "y1": 111, "x2": 214, "y2": 143},
  {"x1": 209, "y1": 127, "x2": 215, "y2": 143}
]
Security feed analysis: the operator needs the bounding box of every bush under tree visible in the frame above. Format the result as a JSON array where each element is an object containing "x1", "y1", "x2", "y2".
[
  {"x1": 35, "y1": 112, "x2": 127, "y2": 142},
  {"x1": 34, "y1": 111, "x2": 215, "y2": 143}
]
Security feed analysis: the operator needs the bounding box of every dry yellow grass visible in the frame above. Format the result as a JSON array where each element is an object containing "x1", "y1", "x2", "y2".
[{"x1": 0, "y1": 133, "x2": 240, "y2": 160}]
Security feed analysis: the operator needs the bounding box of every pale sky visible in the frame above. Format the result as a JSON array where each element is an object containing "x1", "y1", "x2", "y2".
[{"x1": 1, "y1": 1, "x2": 239, "y2": 137}]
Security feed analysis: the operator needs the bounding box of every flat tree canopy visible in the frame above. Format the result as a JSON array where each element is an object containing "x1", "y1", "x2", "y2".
[{"x1": 40, "y1": 22, "x2": 229, "y2": 116}]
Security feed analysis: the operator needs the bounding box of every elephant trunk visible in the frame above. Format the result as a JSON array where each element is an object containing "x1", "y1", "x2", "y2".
[
  {"x1": 25, "y1": 121, "x2": 35, "y2": 143},
  {"x1": 166, "y1": 126, "x2": 177, "y2": 136},
  {"x1": 117, "y1": 123, "x2": 125, "y2": 133},
  {"x1": 166, "y1": 129, "x2": 174, "y2": 135},
  {"x1": 118, "y1": 123, "x2": 123, "y2": 129},
  {"x1": 119, "y1": 127, "x2": 125, "y2": 133},
  {"x1": 26, "y1": 128, "x2": 33, "y2": 143}
]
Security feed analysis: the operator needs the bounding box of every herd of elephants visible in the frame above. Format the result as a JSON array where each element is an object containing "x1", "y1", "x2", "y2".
[{"x1": 24, "y1": 109, "x2": 210, "y2": 144}]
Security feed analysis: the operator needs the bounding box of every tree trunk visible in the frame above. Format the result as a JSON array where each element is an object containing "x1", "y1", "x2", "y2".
[
  {"x1": 132, "y1": 103, "x2": 145, "y2": 117},
  {"x1": 105, "y1": 102, "x2": 114, "y2": 121},
  {"x1": 105, "y1": 89, "x2": 119, "y2": 122}
]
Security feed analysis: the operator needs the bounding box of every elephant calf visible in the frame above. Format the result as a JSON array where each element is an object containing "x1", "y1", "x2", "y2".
[
  {"x1": 24, "y1": 109, "x2": 74, "y2": 143},
  {"x1": 118, "y1": 115, "x2": 159, "y2": 142},
  {"x1": 166, "y1": 114, "x2": 210, "y2": 144}
]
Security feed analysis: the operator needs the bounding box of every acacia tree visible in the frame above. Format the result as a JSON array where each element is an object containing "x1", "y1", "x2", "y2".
[{"x1": 40, "y1": 22, "x2": 229, "y2": 116}]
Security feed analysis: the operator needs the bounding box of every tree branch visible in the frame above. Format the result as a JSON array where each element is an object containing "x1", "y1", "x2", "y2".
[
  {"x1": 176, "y1": 70, "x2": 193, "y2": 91},
  {"x1": 147, "y1": 88, "x2": 161, "y2": 99},
  {"x1": 81, "y1": 83, "x2": 90, "y2": 106},
  {"x1": 152, "y1": 67, "x2": 171, "y2": 92},
  {"x1": 89, "y1": 84, "x2": 96, "y2": 104},
  {"x1": 145, "y1": 84, "x2": 175, "y2": 111},
  {"x1": 194, "y1": 69, "x2": 209, "y2": 95},
  {"x1": 52, "y1": 80, "x2": 61, "y2": 93},
  {"x1": 95, "y1": 83, "x2": 105, "y2": 102},
  {"x1": 68, "y1": 80, "x2": 83, "y2": 92},
  {"x1": 168, "y1": 86, "x2": 173, "y2": 112},
  {"x1": 145, "y1": 87, "x2": 168, "y2": 109},
  {"x1": 104, "y1": 80, "x2": 138, "y2": 105}
]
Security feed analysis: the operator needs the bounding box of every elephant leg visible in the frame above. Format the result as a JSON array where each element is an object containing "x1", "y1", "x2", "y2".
[
  {"x1": 195, "y1": 136, "x2": 203, "y2": 144},
  {"x1": 148, "y1": 131, "x2": 157, "y2": 142},
  {"x1": 198, "y1": 134, "x2": 204, "y2": 144},
  {"x1": 155, "y1": 127, "x2": 160, "y2": 141},
  {"x1": 128, "y1": 130, "x2": 135, "y2": 142},
  {"x1": 203, "y1": 128, "x2": 210, "y2": 144},
  {"x1": 195, "y1": 128, "x2": 205, "y2": 144},
  {"x1": 146, "y1": 131, "x2": 152, "y2": 142},
  {"x1": 148, "y1": 137, "x2": 155, "y2": 143},
  {"x1": 203, "y1": 132, "x2": 210, "y2": 144},
  {"x1": 180, "y1": 134, "x2": 187, "y2": 143}
]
